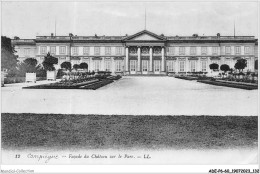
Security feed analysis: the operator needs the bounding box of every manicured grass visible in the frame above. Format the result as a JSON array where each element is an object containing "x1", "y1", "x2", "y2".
[{"x1": 1, "y1": 113, "x2": 257, "y2": 150}]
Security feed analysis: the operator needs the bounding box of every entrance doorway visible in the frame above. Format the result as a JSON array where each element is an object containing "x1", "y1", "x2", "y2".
[
  {"x1": 154, "y1": 60, "x2": 161, "y2": 74},
  {"x1": 130, "y1": 60, "x2": 137, "y2": 74},
  {"x1": 142, "y1": 60, "x2": 148, "y2": 74}
]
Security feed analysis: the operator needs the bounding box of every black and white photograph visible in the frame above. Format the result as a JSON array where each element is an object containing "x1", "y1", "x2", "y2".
[{"x1": 1, "y1": 0, "x2": 259, "y2": 173}]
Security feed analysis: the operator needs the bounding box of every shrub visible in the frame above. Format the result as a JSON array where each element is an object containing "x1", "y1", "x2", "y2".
[
  {"x1": 61, "y1": 62, "x2": 72, "y2": 71},
  {"x1": 209, "y1": 63, "x2": 219, "y2": 71},
  {"x1": 79, "y1": 62, "x2": 88, "y2": 70},
  {"x1": 220, "y1": 64, "x2": 230, "y2": 72},
  {"x1": 42, "y1": 53, "x2": 58, "y2": 71},
  {"x1": 56, "y1": 69, "x2": 65, "y2": 78},
  {"x1": 36, "y1": 68, "x2": 46, "y2": 77},
  {"x1": 73, "y1": 64, "x2": 80, "y2": 70}
]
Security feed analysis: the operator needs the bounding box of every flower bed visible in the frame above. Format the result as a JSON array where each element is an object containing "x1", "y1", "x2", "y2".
[
  {"x1": 197, "y1": 80, "x2": 258, "y2": 90},
  {"x1": 174, "y1": 75, "x2": 198, "y2": 80},
  {"x1": 23, "y1": 75, "x2": 122, "y2": 90},
  {"x1": 107, "y1": 75, "x2": 122, "y2": 81}
]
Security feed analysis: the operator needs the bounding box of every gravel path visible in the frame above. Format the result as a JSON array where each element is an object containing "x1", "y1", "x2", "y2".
[{"x1": 1, "y1": 77, "x2": 258, "y2": 115}]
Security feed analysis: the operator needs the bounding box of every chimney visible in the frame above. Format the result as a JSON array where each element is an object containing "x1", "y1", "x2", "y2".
[{"x1": 217, "y1": 33, "x2": 220, "y2": 37}]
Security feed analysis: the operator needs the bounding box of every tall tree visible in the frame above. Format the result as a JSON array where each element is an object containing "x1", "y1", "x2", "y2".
[
  {"x1": 1, "y1": 36, "x2": 18, "y2": 71},
  {"x1": 17, "y1": 58, "x2": 39, "y2": 76},
  {"x1": 234, "y1": 59, "x2": 247, "y2": 72}
]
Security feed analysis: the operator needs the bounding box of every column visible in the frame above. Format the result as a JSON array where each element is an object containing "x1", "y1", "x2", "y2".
[
  {"x1": 149, "y1": 47, "x2": 153, "y2": 72},
  {"x1": 197, "y1": 58, "x2": 201, "y2": 72},
  {"x1": 137, "y1": 46, "x2": 141, "y2": 72},
  {"x1": 186, "y1": 58, "x2": 189, "y2": 73},
  {"x1": 125, "y1": 47, "x2": 129, "y2": 72},
  {"x1": 161, "y1": 47, "x2": 165, "y2": 71},
  {"x1": 101, "y1": 57, "x2": 105, "y2": 71}
]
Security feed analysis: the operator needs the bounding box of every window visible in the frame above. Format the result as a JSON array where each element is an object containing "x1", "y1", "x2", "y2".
[
  {"x1": 72, "y1": 47, "x2": 78, "y2": 55},
  {"x1": 105, "y1": 47, "x2": 111, "y2": 55},
  {"x1": 225, "y1": 46, "x2": 231, "y2": 54},
  {"x1": 190, "y1": 47, "x2": 196, "y2": 55},
  {"x1": 24, "y1": 48, "x2": 30, "y2": 56},
  {"x1": 190, "y1": 61, "x2": 196, "y2": 72},
  {"x1": 212, "y1": 47, "x2": 218, "y2": 55},
  {"x1": 59, "y1": 46, "x2": 66, "y2": 54},
  {"x1": 201, "y1": 47, "x2": 207, "y2": 55},
  {"x1": 167, "y1": 61, "x2": 175, "y2": 72},
  {"x1": 168, "y1": 47, "x2": 175, "y2": 55},
  {"x1": 116, "y1": 47, "x2": 122, "y2": 55},
  {"x1": 83, "y1": 47, "x2": 90, "y2": 55},
  {"x1": 94, "y1": 47, "x2": 100, "y2": 55},
  {"x1": 179, "y1": 61, "x2": 185, "y2": 72},
  {"x1": 245, "y1": 46, "x2": 250, "y2": 54},
  {"x1": 115, "y1": 60, "x2": 122, "y2": 72},
  {"x1": 94, "y1": 60, "x2": 101, "y2": 72},
  {"x1": 235, "y1": 46, "x2": 241, "y2": 55},
  {"x1": 179, "y1": 47, "x2": 185, "y2": 55},
  {"x1": 201, "y1": 61, "x2": 207, "y2": 72},
  {"x1": 50, "y1": 46, "x2": 56, "y2": 54},
  {"x1": 105, "y1": 60, "x2": 111, "y2": 71},
  {"x1": 40, "y1": 46, "x2": 47, "y2": 55}
]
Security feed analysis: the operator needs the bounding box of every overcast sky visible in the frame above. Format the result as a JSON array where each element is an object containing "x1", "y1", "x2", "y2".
[{"x1": 1, "y1": 1, "x2": 258, "y2": 39}]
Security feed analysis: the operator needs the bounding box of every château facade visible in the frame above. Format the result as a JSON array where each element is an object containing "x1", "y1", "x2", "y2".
[{"x1": 11, "y1": 30, "x2": 258, "y2": 75}]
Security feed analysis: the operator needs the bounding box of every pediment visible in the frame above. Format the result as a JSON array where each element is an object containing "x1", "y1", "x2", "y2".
[
  {"x1": 131, "y1": 34, "x2": 160, "y2": 41},
  {"x1": 124, "y1": 30, "x2": 166, "y2": 41}
]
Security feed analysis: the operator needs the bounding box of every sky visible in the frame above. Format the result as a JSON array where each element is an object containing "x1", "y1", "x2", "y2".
[{"x1": 1, "y1": 1, "x2": 259, "y2": 39}]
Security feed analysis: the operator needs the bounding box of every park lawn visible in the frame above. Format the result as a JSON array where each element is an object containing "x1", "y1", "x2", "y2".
[{"x1": 1, "y1": 113, "x2": 258, "y2": 150}]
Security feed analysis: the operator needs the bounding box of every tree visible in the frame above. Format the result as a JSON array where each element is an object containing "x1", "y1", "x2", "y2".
[
  {"x1": 17, "y1": 58, "x2": 39, "y2": 76},
  {"x1": 1, "y1": 36, "x2": 18, "y2": 71},
  {"x1": 60, "y1": 61, "x2": 71, "y2": 71},
  {"x1": 79, "y1": 62, "x2": 88, "y2": 70},
  {"x1": 234, "y1": 59, "x2": 247, "y2": 72},
  {"x1": 220, "y1": 64, "x2": 230, "y2": 73},
  {"x1": 255, "y1": 60, "x2": 258, "y2": 70},
  {"x1": 209, "y1": 63, "x2": 219, "y2": 71},
  {"x1": 73, "y1": 64, "x2": 80, "y2": 70},
  {"x1": 42, "y1": 53, "x2": 58, "y2": 71}
]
